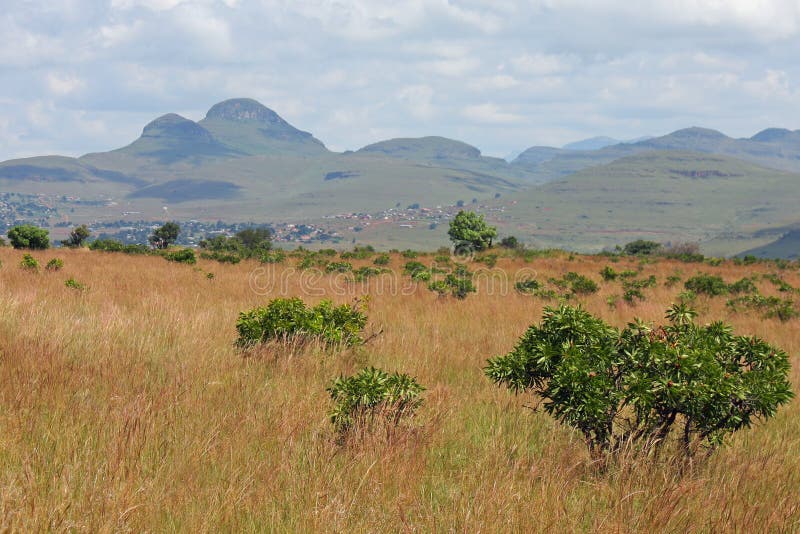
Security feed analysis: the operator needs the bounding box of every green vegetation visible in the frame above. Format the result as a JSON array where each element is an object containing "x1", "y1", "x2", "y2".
[
  {"x1": 623, "y1": 240, "x2": 662, "y2": 256},
  {"x1": 20, "y1": 253, "x2": 39, "y2": 271},
  {"x1": 7, "y1": 225, "x2": 49, "y2": 250},
  {"x1": 685, "y1": 274, "x2": 729, "y2": 296},
  {"x1": 64, "y1": 277, "x2": 86, "y2": 290},
  {"x1": 235, "y1": 297, "x2": 367, "y2": 348},
  {"x1": 149, "y1": 222, "x2": 180, "y2": 249},
  {"x1": 61, "y1": 225, "x2": 91, "y2": 248},
  {"x1": 448, "y1": 210, "x2": 497, "y2": 252},
  {"x1": 88, "y1": 239, "x2": 149, "y2": 254},
  {"x1": 164, "y1": 248, "x2": 197, "y2": 264},
  {"x1": 327, "y1": 367, "x2": 424, "y2": 437},
  {"x1": 45, "y1": 258, "x2": 64, "y2": 271},
  {"x1": 485, "y1": 304, "x2": 793, "y2": 458}
]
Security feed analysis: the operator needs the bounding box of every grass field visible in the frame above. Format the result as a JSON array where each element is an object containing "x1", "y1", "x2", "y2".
[{"x1": 0, "y1": 247, "x2": 798, "y2": 531}]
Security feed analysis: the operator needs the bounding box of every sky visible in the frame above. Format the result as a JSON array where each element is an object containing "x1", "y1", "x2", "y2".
[{"x1": 1, "y1": 0, "x2": 800, "y2": 161}]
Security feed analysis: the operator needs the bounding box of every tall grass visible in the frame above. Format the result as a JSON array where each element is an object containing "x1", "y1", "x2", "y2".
[{"x1": 0, "y1": 248, "x2": 798, "y2": 531}]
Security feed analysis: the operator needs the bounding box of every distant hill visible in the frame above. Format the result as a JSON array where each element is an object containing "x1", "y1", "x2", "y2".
[
  {"x1": 512, "y1": 126, "x2": 800, "y2": 181},
  {"x1": 502, "y1": 150, "x2": 800, "y2": 252},
  {"x1": 2, "y1": 100, "x2": 800, "y2": 255},
  {"x1": 738, "y1": 229, "x2": 800, "y2": 259},
  {"x1": 563, "y1": 136, "x2": 621, "y2": 151}
]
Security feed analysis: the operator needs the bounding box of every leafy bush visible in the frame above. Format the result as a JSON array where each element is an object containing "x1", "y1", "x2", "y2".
[
  {"x1": 403, "y1": 261, "x2": 428, "y2": 276},
  {"x1": 600, "y1": 266, "x2": 618, "y2": 281},
  {"x1": 763, "y1": 274, "x2": 795, "y2": 293},
  {"x1": 327, "y1": 367, "x2": 424, "y2": 437},
  {"x1": 563, "y1": 272, "x2": 599, "y2": 295},
  {"x1": 325, "y1": 261, "x2": 353, "y2": 274},
  {"x1": 485, "y1": 304, "x2": 793, "y2": 459},
  {"x1": 427, "y1": 273, "x2": 476, "y2": 299},
  {"x1": 621, "y1": 275, "x2": 657, "y2": 302},
  {"x1": 200, "y1": 251, "x2": 241, "y2": 264},
  {"x1": 65, "y1": 278, "x2": 86, "y2": 291},
  {"x1": 448, "y1": 210, "x2": 497, "y2": 252},
  {"x1": 89, "y1": 239, "x2": 149, "y2": 254},
  {"x1": 235, "y1": 298, "x2": 367, "y2": 348},
  {"x1": 340, "y1": 245, "x2": 375, "y2": 260},
  {"x1": 728, "y1": 277, "x2": 758, "y2": 295},
  {"x1": 515, "y1": 278, "x2": 542, "y2": 294},
  {"x1": 165, "y1": 248, "x2": 197, "y2": 264},
  {"x1": 373, "y1": 253, "x2": 390, "y2": 266},
  {"x1": 727, "y1": 295, "x2": 798, "y2": 321},
  {"x1": 353, "y1": 266, "x2": 387, "y2": 281},
  {"x1": 259, "y1": 250, "x2": 286, "y2": 263},
  {"x1": 500, "y1": 236, "x2": 521, "y2": 249},
  {"x1": 476, "y1": 254, "x2": 498, "y2": 268},
  {"x1": 685, "y1": 274, "x2": 728, "y2": 296},
  {"x1": 45, "y1": 258, "x2": 64, "y2": 271},
  {"x1": 622, "y1": 240, "x2": 661, "y2": 256},
  {"x1": 665, "y1": 273, "x2": 682, "y2": 287},
  {"x1": 7, "y1": 225, "x2": 49, "y2": 250},
  {"x1": 20, "y1": 254, "x2": 39, "y2": 271}
]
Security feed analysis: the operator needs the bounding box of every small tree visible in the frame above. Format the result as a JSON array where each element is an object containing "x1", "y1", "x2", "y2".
[
  {"x1": 485, "y1": 304, "x2": 793, "y2": 459},
  {"x1": 61, "y1": 225, "x2": 91, "y2": 247},
  {"x1": 149, "y1": 222, "x2": 180, "y2": 249},
  {"x1": 235, "y1": 227, "x2": 272, "y2": 253},
  {"x1": 500, "y1": 236, "x2": 520, "y2": 250},
  {"x1": 447, "y1": 210, "x2": 497, "y2": 253},
  {"x1": 7, "y1": 225, "x2": 50, "y2": 250}
]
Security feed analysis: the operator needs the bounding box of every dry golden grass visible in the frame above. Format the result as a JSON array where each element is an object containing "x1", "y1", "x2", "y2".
[{"x1": 0, "y1": 248, "x2": 798, "y2": 532}]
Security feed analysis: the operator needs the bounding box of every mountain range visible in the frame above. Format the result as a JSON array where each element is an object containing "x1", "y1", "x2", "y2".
[{"x1": 1, "y1": 97, "x2": 799, "y2": 256}]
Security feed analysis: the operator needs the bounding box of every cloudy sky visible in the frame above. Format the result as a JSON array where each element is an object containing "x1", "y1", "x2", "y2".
[{"x1": 1, "y1": 0, "x2": 799, "y2": 161}]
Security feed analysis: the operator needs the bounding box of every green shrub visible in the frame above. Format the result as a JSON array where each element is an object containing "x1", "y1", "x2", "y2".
[
  {"x1": 515, "y1": 278, "x2": 541, "y2": 294},
  {"x1": 45, "y1": 258, "x2": 64, "y2": 271},
  {"x1": 340, "y1": 245, "x2": 375, "y2": 260},
  {"x1": 165, "y1": 248, "x2": 197, "y2": 264},
  {"x1": 428, "y1": 273, "x2": 476, "y2": 299},
  {"x1": 622, "y1": 239, "x2": 661, "y2": 256},
  {"x1": 259, "y1": 250, "x2": 286, "y2": 264},
  {"x1": 763, "y1": 274, "x2": 795, "y2": 293},
  {"x1": 235, "y1": 298, "x2": 367, "y2": 348},
  {"x1": 727, "y1": 295, "x2": 798, "y2": 321},
  {"x1": 353, "y1": 266, "x2": 387, "y2": 281},
  {"x1": 200, "y1": 251, "x2": 240, "y2": 264},
  {"x1": 89, "y1": 239, "x2": 149, "y2": 254},
  {"x1": 20, "y1": 254, "x2": 39, "y2": 271},
  {"x1": 564, "y1": 272, "x2": 599, "y2": 295},
  {"x1": 685, "y1": 274, "x2": 728, "y2": 296},
  {"x1": 728, "y1": 277, "x2": 758, "y2": 295},
  {"x1": 325, "y1": 261, "x2": 353, "y2": 274},
  {"x1": 476, "y1": 254, "x2": 498, "y2": 268},
  {"x1": 401, "y1": 250, "x2": 419, "y2": 259},
  {"x1": 65, "y1": 278, "x2": 86, "y2": 290},
  {"x1": 600, "y1": 266, "x2": 618, "y2": 281},
  {"x1": 665, "y1": 273, "x2": 682, "y2": 287},
  {"x1": 403, "y1": 261, "x2": 428, "y2": 276},
  {"x1": 327, "y1": 367, "x2": 424, "y2": 437},
  {"x1": 7, "y1": 225, "x2": 49, "y2": 249},
  {"x1": 485, "y1": 304, "x2": 793, "y2": 459},
  {"x1": 373, "y1": 253, "x2": 390, "y2": 266}
]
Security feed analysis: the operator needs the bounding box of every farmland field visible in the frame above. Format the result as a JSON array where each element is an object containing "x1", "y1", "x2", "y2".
[{"x1": 0, "y1": 247, "x2": 798, "y2": 531}]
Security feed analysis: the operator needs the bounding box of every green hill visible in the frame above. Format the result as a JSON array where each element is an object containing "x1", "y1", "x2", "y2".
[{"x1": 501, "y1": 150, "x2": 800, "y2": 252}]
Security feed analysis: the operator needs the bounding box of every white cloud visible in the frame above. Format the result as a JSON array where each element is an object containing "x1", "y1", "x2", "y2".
[
  {"x1": 396, "y1": 85, "x2": 436, "y2": 120},
  {"x1": 46, "y1": 73, "x2": 86, "y2": 96},
  {"x1": 463, "y1": 103, "x2": 522, "y2": 124}
]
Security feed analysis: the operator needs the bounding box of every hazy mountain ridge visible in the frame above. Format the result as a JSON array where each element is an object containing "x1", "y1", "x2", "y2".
[{"x1": 2, "y1": 97, "x2": 800, "y2": 255}]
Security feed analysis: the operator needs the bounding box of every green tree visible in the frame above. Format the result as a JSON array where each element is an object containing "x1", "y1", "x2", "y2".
[
  {"x1": 149, "y1": 222, "x2": 180, "y2": 249},
  {"x1": 7, "y1": 225, "x2": 50, "y2": 249},
  {"x1": 235, "y1": 227, "x2": 272, "y2": 253},
  {"x1": 485, "y1": 304, "x2": 793, "y2": 459},
  {"x1": 61, "y1": 224, "x2": 91, "y2": 247},
  {"x1": 447, "y1": 210, "x2": 497, "y2": 252}
]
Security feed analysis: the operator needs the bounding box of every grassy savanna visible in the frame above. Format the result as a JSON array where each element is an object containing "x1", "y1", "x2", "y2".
[{"x1": 0, "y1": 247, "x2": 799, "y2": 531}]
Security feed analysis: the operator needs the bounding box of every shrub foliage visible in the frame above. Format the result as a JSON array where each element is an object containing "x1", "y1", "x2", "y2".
[
  {"x1": 485, "y1": 304, "x2": 793, "y2": 458},
  {"x1": 327, "y1": 367, "x2": 424, "y2": 436},
  {"x1": 236, "y1": 297, "x2": 367, "y2": 348}
]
